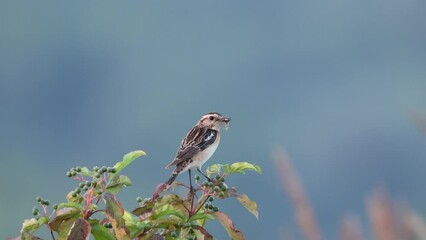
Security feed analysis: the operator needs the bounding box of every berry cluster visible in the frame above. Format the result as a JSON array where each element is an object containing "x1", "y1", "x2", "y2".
[
  {"x1": 174, "y1": 221, "x2": 197, "y2": 240},
  {"x1": 32, "y1": 195, "x2": 56, "y2": 218},
  {"x1": 66, "y1": 165, "x2": 117, "y2": 198},
  {"x1": 197, "y1": 174, "x2": 228, "y2": 199}
]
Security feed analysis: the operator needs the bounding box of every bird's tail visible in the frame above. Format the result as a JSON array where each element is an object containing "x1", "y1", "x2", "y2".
[{"x1": 166, "y1": 173, "x2": 178, "y2": 185}]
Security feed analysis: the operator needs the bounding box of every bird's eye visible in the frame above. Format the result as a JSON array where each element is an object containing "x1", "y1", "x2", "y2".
[{"x1": 209, "y1": 116, "x2": 214, "y2": 120}]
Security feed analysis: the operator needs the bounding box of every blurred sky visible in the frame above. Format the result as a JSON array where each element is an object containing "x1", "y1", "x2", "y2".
[{"x1": 1, "y1": 1, "x2": 426, "y2": 239}]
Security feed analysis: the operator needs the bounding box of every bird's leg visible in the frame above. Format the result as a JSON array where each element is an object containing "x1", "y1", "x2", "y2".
[
  {"x1": 197, "y1": 167, "x2": 212, "y2": 182},
  {"x1": 188, "y1": 169, "x2": 194, "y2": 193}
]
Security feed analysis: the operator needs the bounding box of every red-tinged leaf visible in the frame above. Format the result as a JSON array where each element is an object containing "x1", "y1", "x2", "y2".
[
  {"x1": 152, "y1": 183, "x2": 167, "y2": 200},
  {"x1": 49, "y1": 207, "x2": 82, "y2": 232},
  {"x1": 66, "y1": 218, "x2": 91, "y2": 240},
  {"x1": 131, "y1": 199, "x2": 155, "y2": 216},
  {"x1": 193, "y1": 225, "x2": 213, "y2": 240},
  {"x1": 235, "y1": 194, "x2": 259, "y2": 219},
  {"x1": 103, "y1": 192, "x2": 130, "y2": 240},
  {"x1": 211, "y1": 211, "x2": 245, "y2": 240}
]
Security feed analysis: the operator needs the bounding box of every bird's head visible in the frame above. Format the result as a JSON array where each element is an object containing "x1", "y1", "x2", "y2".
[{"x1": 198, "y1": 112, "x2": 231, "y2": 130}]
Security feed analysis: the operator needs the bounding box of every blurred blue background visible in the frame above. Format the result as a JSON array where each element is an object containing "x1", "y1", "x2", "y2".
[{"x1": 1, "y1": 1, "x2": 426, "y2": 239}]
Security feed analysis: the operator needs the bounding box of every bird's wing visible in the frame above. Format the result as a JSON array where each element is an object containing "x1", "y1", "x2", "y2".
[{"x1": 165, "y1": 125, "x2": 218, "y2": 169}]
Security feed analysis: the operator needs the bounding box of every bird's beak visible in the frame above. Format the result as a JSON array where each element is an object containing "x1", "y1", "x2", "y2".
[{"x1": 221, "y1": 116, "x2": 231, "y2": 123}]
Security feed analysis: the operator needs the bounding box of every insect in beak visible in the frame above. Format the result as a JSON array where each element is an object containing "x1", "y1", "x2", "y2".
[{"x1": 221, "y1": 117, "x2": 231, "y2": 130}]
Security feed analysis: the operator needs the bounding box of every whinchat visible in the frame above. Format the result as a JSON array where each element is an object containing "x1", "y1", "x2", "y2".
[{"x1": 165, "y1": 112, "x2": 231, "y2": 190}]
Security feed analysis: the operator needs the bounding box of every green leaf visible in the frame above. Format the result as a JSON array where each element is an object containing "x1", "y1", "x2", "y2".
[
  {"x1": 206, "y1": 164, "x2": 223, "y2": 176},
  {"x1": 112, "y1": 150, "x2": 146, "y2": 176},
  {"x1": 20, "y1": 218, "x2": 41, "y2": 235},
  {"x1": 152, "y1": 205, "x2": 186, "y2": 221},
  {"x1": 57, "y1": 219, "x2": 75, "y2": 240},
  {"x1": 38, "y1": 216, "x2": 49, "y2": 225},
  {"x1": 189, "y1": 213, "x2": 214, "y2": 222},
  {"x1": 123, "y1": 211, "x2": 139, "y2": 226},
  {"x1": 105, "y1": 175, "x2": 132, "y2": 194},
  {"x1": 235, "y1": 194, "x2": 259, "y2": 219},
  {"x1": 58, "y1": 202, "x2": 84, "y2": 212},
  {"x1": 103, "y1": 192, "x2": 130, "y2": 240},
  {"x1": 66, "y1": 218, "x2": 91, "y2": 240},
  {"x1": 79, "y1": 167, "x2": 92, "y2": 177},
  {"x1": 152, "y1": 194, "x2": 189, "y2": 220},
  {"x1": 20, "y1": 216, "x2": 49, "y2": 240},
  {"x1": 123, "y1": 211, "x2": 144, "y2": 237},
  {"x1": 90, "y1": 221, "x2": 115, "y2": 240},
  {"x1": 211, "y1": 211, "x2": 245, "y2": 240},
  {"x1": 229, "y1": 162, "x2": 262, "y2": 174}
]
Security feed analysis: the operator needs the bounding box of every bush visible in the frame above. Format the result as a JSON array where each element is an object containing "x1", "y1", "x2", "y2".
[{"x1": 16, "y1": 150, "x2": 261, "y2": 240}]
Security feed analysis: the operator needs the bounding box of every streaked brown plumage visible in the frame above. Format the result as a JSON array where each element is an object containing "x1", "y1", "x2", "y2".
[{"x1": 165, "y1": 112, "x2": 231, "y2": 188}]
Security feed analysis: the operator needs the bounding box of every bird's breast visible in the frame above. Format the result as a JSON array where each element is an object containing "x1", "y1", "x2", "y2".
[{"x1": 192, "y1": 133, "x2": 220, "y2": 167}]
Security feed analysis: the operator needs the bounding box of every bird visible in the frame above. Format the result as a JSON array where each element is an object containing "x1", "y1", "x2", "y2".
[{"x1": 165, "y1": 112, "x2": 231, "y2": 191}]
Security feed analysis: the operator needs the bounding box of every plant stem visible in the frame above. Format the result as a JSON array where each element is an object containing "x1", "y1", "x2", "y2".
[{"x1": 49, "y1": 226, "x2": 56, "y2": 240}]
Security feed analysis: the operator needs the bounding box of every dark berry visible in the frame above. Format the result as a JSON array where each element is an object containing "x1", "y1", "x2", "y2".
[
  {"x1": 36, "y1": 196, "x2": 42, "y2": 202},
  {"x1": 71, "y1": 171, "x2": 77, "y2": 177},
  {"x1": 32, "y1": 207, "x2": 38, "y2": 215},
  {"x1": 95, "y1": 173, "x2": 101, "y2": 178},
  {"x1": 43, "y1": 200, "x2": 50, "y2": 206},
  {"x1": 110, "y1": 168, "x2": 117, "y2": 173},
  {"x1": 93, "y1": 166, "x2": 99, "y2": 172},
  {"x1": 213, "y1": 206, "x2": 219, "y2": 212},
  {"x1": 194, "y1": 175, "x2": 200, "y2": 181},
  {"x1": 79, "y1": 182, "x2": 85, "y2": 188},
  {"x1": 107, "y1": 167, "x2": 113, "y2": 173},
  {"x1": 53, "y1": 204, "x2": 58, "y2": 210},
  {"x1": 136, "y1": 197, "x2": 143, "y2": 203},
  {"x1": 66, "y1": 171, "x2": 72, "y2": 177},
  {"x1": 101, "y1": 166, "x2": 107, "y2": 173},
  {"x1": 208, "y1": 196, "x2": 214, "y2": 202},
  {"x1": 213, "y1": 186, "x2": 220, "y2": 192},
  {"x1": 75, "y1": 167, "x2": 81, "y2": 172},
  {"x1": 72, "y1": 192, "x2": 78, "y2": 197},
  {"x1": 215, "y1": 175, "x2": 221, "y2": 180},
  {"x1": 218, "y1": 192, "x2": 225, "y2": 198},
  {"x1": 83, "y1": 186, "x2": 89, "y2": 191}
]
